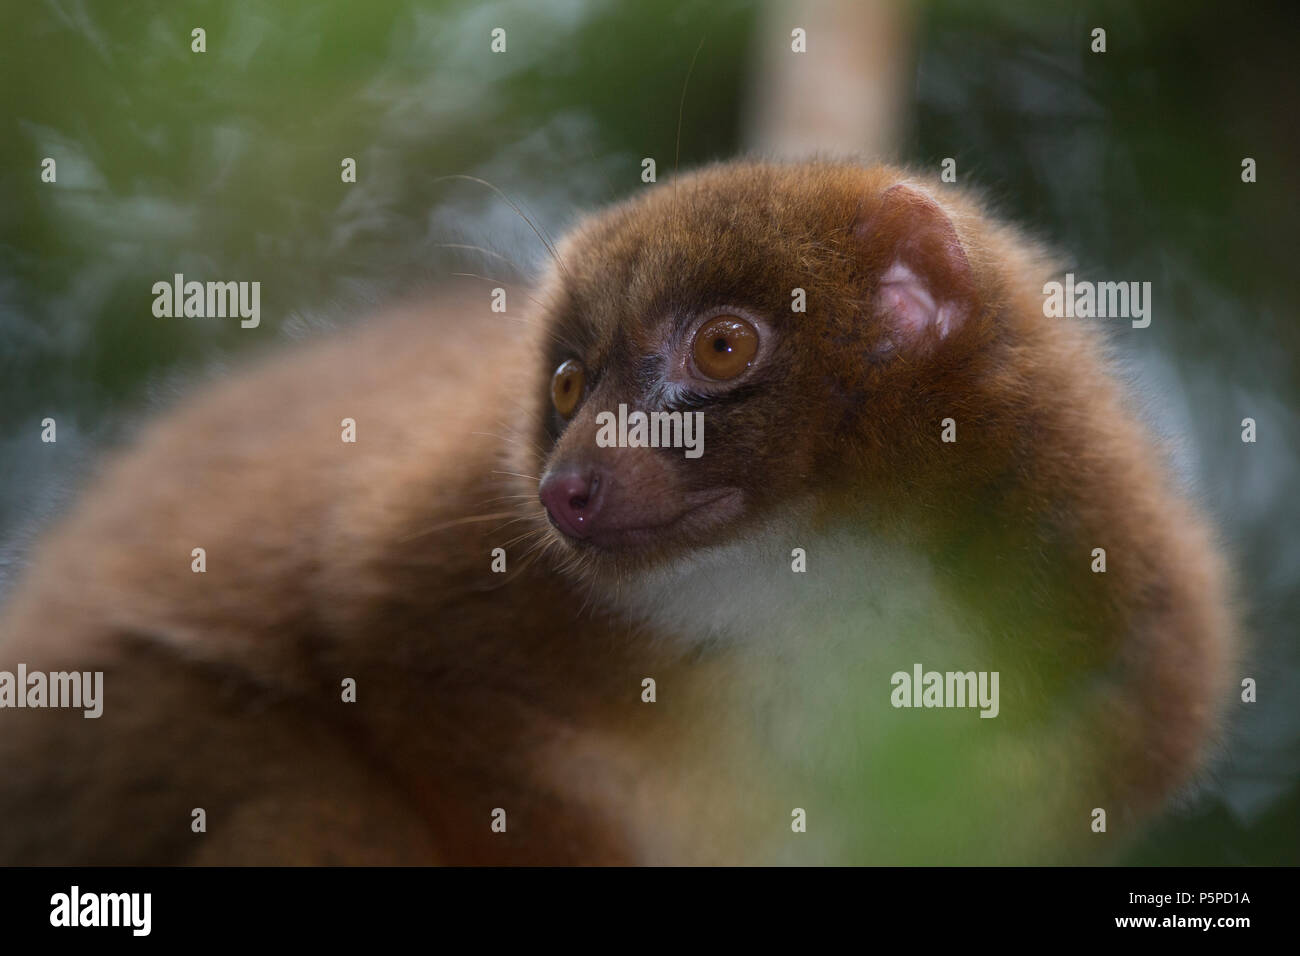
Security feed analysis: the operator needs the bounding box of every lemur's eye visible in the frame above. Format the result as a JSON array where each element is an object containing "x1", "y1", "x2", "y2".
[
  {"x1": 551, "y1": 359, "x2": 585, "y2": 418},
  {"x1": 692, "y1": 315, "x2": 758, "y2": 380}
]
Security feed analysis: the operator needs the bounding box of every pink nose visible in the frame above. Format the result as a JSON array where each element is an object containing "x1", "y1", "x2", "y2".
[{"x1": 539, "y1": 469, "x2": 603, "y2": 539}]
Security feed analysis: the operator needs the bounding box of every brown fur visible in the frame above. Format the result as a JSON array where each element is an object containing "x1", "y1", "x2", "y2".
[{"x1": 0, "y1": 160, "x2": 1235, "y2": 863}]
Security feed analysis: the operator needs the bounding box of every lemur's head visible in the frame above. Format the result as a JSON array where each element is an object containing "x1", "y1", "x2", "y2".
[{"x1": 528, "y1": 160, "x2": 1001, "y2": 575}]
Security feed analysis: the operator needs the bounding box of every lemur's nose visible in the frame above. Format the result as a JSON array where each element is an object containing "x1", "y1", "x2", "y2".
[{"x1": 539, "y1": 468, "x2": 604, "y2": 540}]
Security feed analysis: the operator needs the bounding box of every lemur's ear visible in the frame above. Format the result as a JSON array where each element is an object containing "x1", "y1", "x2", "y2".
[{"x1": 856, "y1": 183, "x2": 975, "y2": 352}]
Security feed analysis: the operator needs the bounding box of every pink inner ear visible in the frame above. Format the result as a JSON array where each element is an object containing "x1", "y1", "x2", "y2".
[
  {"x1": 878, "y1": 260, "x2": 962, "y2": 340},
  {"x1": 861, "y1": 183, "x2": 975, "y2": 349}
]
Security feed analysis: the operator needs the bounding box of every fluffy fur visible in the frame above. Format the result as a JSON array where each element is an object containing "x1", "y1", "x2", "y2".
[{"x1": 0, "y1": 160, "x2": 1236, "y2": 863}]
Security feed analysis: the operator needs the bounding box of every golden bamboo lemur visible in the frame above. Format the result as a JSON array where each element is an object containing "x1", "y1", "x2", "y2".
[{"x1": 0, "y1": 161, "x2": 1235, "y2": 864}]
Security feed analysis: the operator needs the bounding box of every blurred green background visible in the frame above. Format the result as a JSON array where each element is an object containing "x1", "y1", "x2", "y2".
[{"x1": 0, "y1": 0, "x2": 1295, "y2": 863}]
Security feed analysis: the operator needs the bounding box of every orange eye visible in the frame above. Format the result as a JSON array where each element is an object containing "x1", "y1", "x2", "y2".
[
  {"x1": 692, "y1": 315, "x2": 759, "y2": 380},
  {"x1": 551, "y1": 359, "x2": 585, "y2": 418}
]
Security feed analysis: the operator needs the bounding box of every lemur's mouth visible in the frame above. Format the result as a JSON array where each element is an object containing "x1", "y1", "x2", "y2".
[{"x1": 541, "y1": 477, "x2": 743, "y2": 553}]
